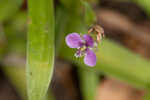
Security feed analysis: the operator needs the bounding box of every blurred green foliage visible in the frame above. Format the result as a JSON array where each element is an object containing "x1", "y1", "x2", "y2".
[
  {"x1": 0, "y1": 0, "x2": 23, "y2": 21},
  {"x1": 133, "y1": 0, "x2": 150, "y2": 17},
  {"x1": 0, "y1": 0, "x2": 150, "y2": 100},
  {"x1": 81, "y1": 0, "x2": 96, "y2": 26}
]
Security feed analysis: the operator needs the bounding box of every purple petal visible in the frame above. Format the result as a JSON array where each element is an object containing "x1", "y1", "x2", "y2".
[
  {"x1": 65, "y1": 33, "x2": 83, "y2": 48},
  {"x1": 84, "y1": 49, "x2": 96, "y2": 67},
  {"x1": 83, "y1": 34, "x2": 94, "y2": 47}
]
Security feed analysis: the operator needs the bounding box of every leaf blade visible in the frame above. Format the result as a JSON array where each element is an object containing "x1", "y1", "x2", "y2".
[{"x1": 27, "y1": 0, "x2": 55, "y2": 100}]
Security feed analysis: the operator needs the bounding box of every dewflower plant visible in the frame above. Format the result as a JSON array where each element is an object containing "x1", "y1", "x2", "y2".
[{"x1": 65, "y1": 25, "x2": 104, "y2": 67}]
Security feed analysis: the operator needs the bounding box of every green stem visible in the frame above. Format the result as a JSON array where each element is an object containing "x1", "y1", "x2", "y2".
[{"x1": 79, "y1": 68, "x2": 99, "y2": 100}]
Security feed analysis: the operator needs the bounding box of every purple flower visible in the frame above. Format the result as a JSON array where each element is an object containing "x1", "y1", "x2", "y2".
[{"x1": 65, "y1": 33, "x2": 96, "y2": 67}]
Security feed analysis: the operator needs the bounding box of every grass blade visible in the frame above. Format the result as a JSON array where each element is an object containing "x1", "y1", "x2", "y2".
[{"x1": 27, "y1": 0, "x2": 55, "y2": 100}]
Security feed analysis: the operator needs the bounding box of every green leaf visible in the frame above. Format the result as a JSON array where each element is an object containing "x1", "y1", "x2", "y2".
[
  {"x1": 55, "y1": 5, "x2": 69, "y2": 54},
  {"x1": 81, "y1": 0, "x2": 96, "y2": 26},
  {"x1": 60, "y1": 38, "x2": 150, "y2": 89},
  {"x1": 59, "y1": 0, "x2": 81, "y2": 14},
  {"x1": 2, "y1": 55, "x2": 55, "y2": 100},
  {"x1": 0, "y1": 23, "x2": 6, "y2": 58},
  {"x1": 96, "y1": 39, "x2": 150, "y2": 89},
  {"x1": 4, "y1": 11, "x2": 27, "y2": 56},
  {"x1": 2, "y1": 66, "x2": 27, "y2": 100},
  {"x1": 0, "y1": 0, "x2": 23, "y2": 21},
  {"x1": 133, "y1": 0, "x2": 150, "y2": 17},
  {"x1": 27, "y1": 0, "x2": 55, "y2": 100}
]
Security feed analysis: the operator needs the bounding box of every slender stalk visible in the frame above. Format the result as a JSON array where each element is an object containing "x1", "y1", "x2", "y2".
[{"x1": 79, "y1": 68, "x2": 99, "y2": 100}]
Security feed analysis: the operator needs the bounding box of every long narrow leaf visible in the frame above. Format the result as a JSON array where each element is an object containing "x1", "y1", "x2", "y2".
[
  {"x1": 27, "y1": 0, "x2": 55, "y2": 100},
  {"x1": 60, "y1": 39, "x2": 150, "y2": 89}
]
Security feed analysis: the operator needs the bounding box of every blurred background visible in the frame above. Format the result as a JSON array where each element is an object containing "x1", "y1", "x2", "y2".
[{"x1": 0, "y1": 0, "x2": 150, "y2": 100}]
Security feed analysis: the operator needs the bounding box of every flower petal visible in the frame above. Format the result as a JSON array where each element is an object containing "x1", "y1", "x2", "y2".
[
  {"x1": 65, "y1": 33, "x2": 83, "y2": 48},
  {"x1": 83, "y1": 34, "x2": 94, "y2": 47},
  {"x1": 84, "y1": 49, "x2": 96, "y2": 67}
]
